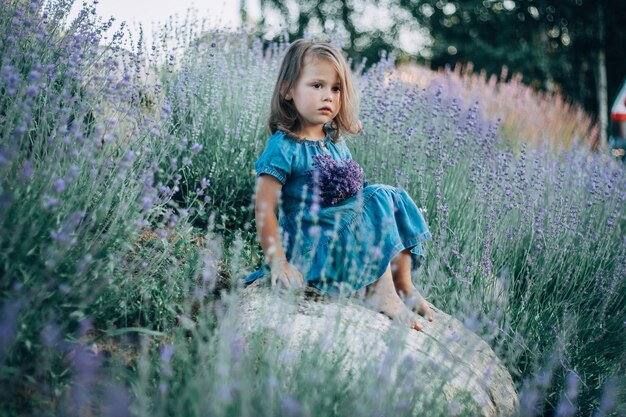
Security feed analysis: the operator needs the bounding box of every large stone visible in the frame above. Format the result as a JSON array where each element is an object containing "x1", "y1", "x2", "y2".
[{"x1": 236, "y1": 280, "x2": 518, "y2": 417}]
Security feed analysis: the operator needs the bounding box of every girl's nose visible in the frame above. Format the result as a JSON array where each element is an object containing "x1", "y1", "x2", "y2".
[{"x1": 323, "y1": 87, "x2": 333, "y2": 101}]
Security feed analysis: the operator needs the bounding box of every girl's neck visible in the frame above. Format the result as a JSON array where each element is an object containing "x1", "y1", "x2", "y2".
[{"x1": 295, "y1": 125, "x2": 326, "y2": 141}]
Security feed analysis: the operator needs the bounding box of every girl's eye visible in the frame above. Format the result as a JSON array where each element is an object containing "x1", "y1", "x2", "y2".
[
  {"x1": 332, "y1": 86, "x2": 341, "y2": 92},
  {"x1": 313, "y1": 83, "x2": 322, "y2": 88}
]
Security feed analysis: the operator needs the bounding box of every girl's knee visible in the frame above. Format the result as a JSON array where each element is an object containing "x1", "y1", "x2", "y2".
[{"x1": 391, "y1": 248, "x2": 412, "y2": 267}]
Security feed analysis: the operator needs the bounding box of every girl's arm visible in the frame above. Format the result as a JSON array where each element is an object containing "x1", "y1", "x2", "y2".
[{"x1": 255, "y1": 174, "x2": 304, "y2": 288}]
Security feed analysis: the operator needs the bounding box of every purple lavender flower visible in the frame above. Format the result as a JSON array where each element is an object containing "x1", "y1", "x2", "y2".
[
  {"x1": 160, "y1": 344, "x2": 174, "y2": 363},
  {"x1": 21, "y1": 160, "x2": 33, "y2": 179},
  {"x1": 0, "y1": 301, "x2": 22, "y2": 358},
  {"x1": 78, "y1": 254, "x2": 93, "y2": 273},
  {"x1": 140, "y1": 195, "x2": 153, "y2": 211},
  {"x1": 306, "y1": 154, "x2": 364, "y2": 206},
  {"x1": 102, "y1": 385, "x2": 131, "y2": 417},
  {"x1": 41, "y1": 323, "x2": 61, "y2": 348},
  {"x1": 26, "y1": 85, "x2": 38, "y2": 96},
  {"x1": 167, "y1": 214, "x2": 179, "y2": 227},
  {"x1": 27, "y1": 69, "x2": 41, "y2": 83},
  {"x1": 13, "y1": 125, "x2": 26, "y2": 140},
  {"x1": 53, "y1": 179, "x2": 66, "y2": 193},
  {"x1": 42, "y1": 195, "x2": 60, "y2": 208},
  {"x1": 1, "y1": 65, "x2": 19, "y2": 96},
  {"x1": 193, "y1": 286, "x2": 207, "y2": 299},
  {"x1": 51, "y1": 229, "x2": 73, "y2": 247},
  {"x1": 519, "y1": 386, "x2": 540, "y2": 415},
  {"x1": 280, "y1": 396, "x2": 303, "y2": 417}
]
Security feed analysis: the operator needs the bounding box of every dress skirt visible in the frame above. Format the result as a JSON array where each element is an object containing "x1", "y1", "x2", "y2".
[{"x1": 244, "y1": 183, "x2": 432, "y2": 295}]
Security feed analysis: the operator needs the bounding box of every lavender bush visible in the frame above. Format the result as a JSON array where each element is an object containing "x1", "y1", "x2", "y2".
[
  {"x1": 0, "y1": 0, "x2": 213, "y2": 412},
  {"x1": 0, "y1": 1, "x2": 624, "y2": 416},
  {"x1": 394, "y1": 63, "x2": 599, "y2": 153},
  {"x1": 354, "y1": 55, "x2": 625, "y2": 415},
  {"x1": 154, "y1": 28, "x2": 281, "y2": 241}
]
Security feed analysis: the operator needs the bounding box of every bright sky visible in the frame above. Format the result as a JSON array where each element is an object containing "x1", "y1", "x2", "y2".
[{"x1": 69, "y1": 0, "x2": 261, "y2": 45}]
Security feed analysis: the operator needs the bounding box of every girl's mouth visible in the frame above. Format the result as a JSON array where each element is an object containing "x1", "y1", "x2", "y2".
[{"x1": 319, "y1": 107, "x2": 332, "y2": 114}]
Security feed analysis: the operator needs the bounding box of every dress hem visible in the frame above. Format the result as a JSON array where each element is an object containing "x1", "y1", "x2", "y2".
[{"x1": 306, "y1": 230, "x2": 432, "y2": 295}]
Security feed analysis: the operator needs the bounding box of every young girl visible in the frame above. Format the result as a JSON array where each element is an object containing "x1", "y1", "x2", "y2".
[{"x1": 244, "y1": 39, "x2": 433, "y2": 332}]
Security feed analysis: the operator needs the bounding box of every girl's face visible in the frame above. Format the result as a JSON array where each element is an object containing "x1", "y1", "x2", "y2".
[{"x1": 285, "y1": 56, "x2": 341, "y2": 139}]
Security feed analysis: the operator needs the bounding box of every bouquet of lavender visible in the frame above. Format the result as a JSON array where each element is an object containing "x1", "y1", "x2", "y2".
[{"x1": 307, "y1": 154, "x2": 365, "y2": 206}]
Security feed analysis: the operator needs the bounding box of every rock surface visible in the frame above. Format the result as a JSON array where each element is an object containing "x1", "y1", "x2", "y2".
[{"x1": 236, "y1": 279, "x2": 518, "y2": 417}]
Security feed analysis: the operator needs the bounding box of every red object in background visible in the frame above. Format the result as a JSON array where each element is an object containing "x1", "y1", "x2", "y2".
[{"x1": 611, "y1": 81, "x2": 626, "y2": 122}]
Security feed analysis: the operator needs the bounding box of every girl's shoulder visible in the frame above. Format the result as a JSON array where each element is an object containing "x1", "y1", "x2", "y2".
[
  {"x1": 259, "y1": 130, "x2": 300, "y2": 159},
  {"x1": 264, "y1": 130, "x2": 297, "y2": 148}
]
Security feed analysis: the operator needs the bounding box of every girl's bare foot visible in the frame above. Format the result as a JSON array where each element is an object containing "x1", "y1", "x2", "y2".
[
  {"x1": 389, "y1": 248, "x2": 434, "y2": 323},
  {"x1": 398, "y1": 286, "x2": 434, "y2": 322},
  {"x1": 364, "y1": 265, "x2": 424, "y2": 332}
]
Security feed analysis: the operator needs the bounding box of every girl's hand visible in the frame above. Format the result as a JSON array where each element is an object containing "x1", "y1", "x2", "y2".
[{"x1": 271, "y1": 259, "x2": 305, "y2": 289}]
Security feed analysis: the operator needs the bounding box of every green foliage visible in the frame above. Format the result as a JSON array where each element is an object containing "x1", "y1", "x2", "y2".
[{"x1": 92, "y1": 226, "x2": 202, "y2": 331}]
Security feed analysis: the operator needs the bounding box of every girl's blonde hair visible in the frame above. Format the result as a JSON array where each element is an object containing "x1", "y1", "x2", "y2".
[{"x1": 268, "y1": 39, "x2": 361, "y2": 142}]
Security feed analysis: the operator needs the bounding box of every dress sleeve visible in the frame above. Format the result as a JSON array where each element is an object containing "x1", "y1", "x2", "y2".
[{"x1": 254, "y1": 131, "x2": 294, "y2": 185}]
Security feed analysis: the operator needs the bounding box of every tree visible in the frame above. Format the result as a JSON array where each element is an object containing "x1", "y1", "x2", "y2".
[{"x1": 241, "y1": 0, "x2": 401, "y2": 67}]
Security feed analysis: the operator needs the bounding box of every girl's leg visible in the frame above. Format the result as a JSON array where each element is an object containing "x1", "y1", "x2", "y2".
[
  {"x1": 390, "y1": 248, "x2": 434, "y2": 321},
  {"x1": 363, "y1": 263, "x2": 423, "y2": 331}
]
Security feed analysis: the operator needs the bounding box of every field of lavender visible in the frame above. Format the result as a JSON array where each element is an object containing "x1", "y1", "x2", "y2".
[{"x1": 0, "y1": 1, "x2": 624, "y2": 416}]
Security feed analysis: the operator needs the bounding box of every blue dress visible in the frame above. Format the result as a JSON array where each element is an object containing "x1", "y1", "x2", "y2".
[{"x1": 244, "y1": 129, "x2": 432, "y2": 295}]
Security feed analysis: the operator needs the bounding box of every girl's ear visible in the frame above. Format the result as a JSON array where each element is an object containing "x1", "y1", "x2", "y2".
[{"x1": 280, "y1": 82, "x2": 292, "y2": 101}]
